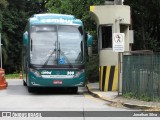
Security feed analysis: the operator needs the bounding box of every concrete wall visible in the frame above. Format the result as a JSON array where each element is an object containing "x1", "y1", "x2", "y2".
[
  {"x1": 99, "y1": 50, "x2": 118, "y2": 66},
  {"x1": 90, "y1": 5, "x2": 131, "y2": 66},
  {"x1": 90, "y1": 5, "x2": 130, "y2": 25}
]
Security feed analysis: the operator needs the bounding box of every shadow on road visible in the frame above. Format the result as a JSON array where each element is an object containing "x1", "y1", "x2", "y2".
[{"x1": 29, "y1": 87, "x2": 86, "y2": 95}]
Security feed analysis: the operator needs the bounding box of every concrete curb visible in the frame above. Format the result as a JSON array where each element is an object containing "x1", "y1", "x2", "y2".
[
  {"x1": 122, "y1": 103, "x2": 154, "y2": 110},
  {"x1": 86, "y1": 84, "x2": 157, "y2": 110},
  {"x1": 86, "y1": 84, "x2": 115, "y2": 103}
]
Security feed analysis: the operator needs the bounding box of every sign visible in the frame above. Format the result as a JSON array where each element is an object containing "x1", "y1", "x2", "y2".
[
  {"x1": 113, "y1": 33, "x2": 125, "y2": 52},
  {"x1": 40, "y1": 18, "x2": 73, "y2": 24}
]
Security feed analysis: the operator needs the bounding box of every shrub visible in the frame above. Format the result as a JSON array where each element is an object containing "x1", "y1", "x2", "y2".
[{"x1": 86, "y1": 55, "x2": 99, "y2": 83}]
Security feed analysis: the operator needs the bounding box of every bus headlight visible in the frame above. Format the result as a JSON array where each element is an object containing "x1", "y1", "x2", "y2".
[
  {"x1": 74, "y1": 69, "x2": 84, "y2": 78},
  {"x1": 30, "y1": 68, "x2": 41, "y2": 77}
]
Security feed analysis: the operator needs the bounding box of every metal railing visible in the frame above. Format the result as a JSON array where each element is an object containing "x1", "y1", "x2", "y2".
[{"x1": 122, "y1": 51, "x2": 160, "y2": 101}]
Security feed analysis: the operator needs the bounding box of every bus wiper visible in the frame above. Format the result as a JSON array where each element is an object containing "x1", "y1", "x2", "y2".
[
  {"x1": 42, "y1": 50, "x2": 55, "y2": 67},
  {"x1": 43, "y1": 41, "x2": 57, "y2": 67},
  {"x1": 58, "y1": 42, "x2": 73, "y2": 68}
]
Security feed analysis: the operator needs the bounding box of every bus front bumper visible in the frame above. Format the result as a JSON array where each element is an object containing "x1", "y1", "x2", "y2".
[{"x1": 28, "y1": 75, "x2": 86, "y2": 87}]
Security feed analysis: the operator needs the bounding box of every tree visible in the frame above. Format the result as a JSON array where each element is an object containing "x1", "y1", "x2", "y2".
[
  {"x1": 46, "y1": 0, "x2": 105, "y2": 31},
  {"x1": 124, "y1": 0, "x2": 160, "y2": 51},
  {"x1": 0, "y1": 0, "x2": 8, "y2": 70},
  {"x1": 0, "y1": 0, "x2": 8, "y2": 31},
  {"x1": 1, "y1": 0, "x2": 26, "y2": 72},
  {"x1": 25, "y1": 0, "x2": 49, "y2": 16},
  {"x1": 0, "y1": 0, "x2": 8, "y2": 8},
  {"x1": 1, "y1": 0, "x2": 49, "y2": 73}
]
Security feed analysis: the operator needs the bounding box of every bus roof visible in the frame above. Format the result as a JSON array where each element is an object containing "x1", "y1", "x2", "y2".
[{"x1": 29, "y1": 13, "x2": 83, "y2": 25}]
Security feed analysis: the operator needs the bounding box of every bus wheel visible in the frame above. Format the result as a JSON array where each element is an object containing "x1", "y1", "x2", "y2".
[
  {"x1": 28, "y1": 87, "x2": 34, "y2": 93},
  {"x1": 72, "y1": 87, "x2": 78, "y2": 94},
  {"x1": 23, "y1": 80, "x2": 27, "y2": 86}
]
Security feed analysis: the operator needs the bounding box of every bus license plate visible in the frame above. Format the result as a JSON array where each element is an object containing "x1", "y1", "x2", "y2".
[{"x1": 53, "y1": 80, "x2": 62, "y2": 84}]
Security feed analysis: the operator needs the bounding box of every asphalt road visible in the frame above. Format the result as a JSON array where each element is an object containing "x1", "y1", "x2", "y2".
[{"x1": 0, "y1": 79, "x2": 159, "y2": 120}]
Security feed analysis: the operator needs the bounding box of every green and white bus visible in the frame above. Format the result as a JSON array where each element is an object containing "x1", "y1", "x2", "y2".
[{"x1": 22, "y1": 13, "x2": 91, "y2": 93}]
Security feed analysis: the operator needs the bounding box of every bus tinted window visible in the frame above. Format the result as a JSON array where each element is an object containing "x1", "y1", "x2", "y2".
[
  {"x1": 30, "y1": 25, "x2": 84, "y2": 66},
  {"x1": 58, "y1": 25, "x2": 83, "y2": 64},
  {"x1": 30, "y1": 25, "x2": 57, "y2": 65}
]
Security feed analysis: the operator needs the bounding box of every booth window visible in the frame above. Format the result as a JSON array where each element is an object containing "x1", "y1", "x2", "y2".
[{"x1": 101, "y1": 26, "x2": 112, "y2": 48}]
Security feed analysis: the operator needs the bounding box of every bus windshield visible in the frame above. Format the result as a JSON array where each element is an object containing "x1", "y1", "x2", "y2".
[{"x1": 30, "y1": 25, "x2": 84, "y2": 66}]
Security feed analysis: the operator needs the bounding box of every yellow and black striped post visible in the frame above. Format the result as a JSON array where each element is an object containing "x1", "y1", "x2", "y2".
[{"x1": 99, "y1": 65, "x2": 118, "y2": 91}]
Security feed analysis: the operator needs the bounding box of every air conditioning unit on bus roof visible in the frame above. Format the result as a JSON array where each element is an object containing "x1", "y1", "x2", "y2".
[{"x1": 32, "y1": 13, "x2": 75, "y2": 20}]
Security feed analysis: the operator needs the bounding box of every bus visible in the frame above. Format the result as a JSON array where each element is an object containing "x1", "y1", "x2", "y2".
[{"x1": 22, "y1": 13, "x2": 91, "y2": 93}]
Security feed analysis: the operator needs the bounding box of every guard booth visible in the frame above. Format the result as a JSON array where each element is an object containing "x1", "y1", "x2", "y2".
[{"x1": 90, "y1": 0, "x2": 132, "y2": 91}]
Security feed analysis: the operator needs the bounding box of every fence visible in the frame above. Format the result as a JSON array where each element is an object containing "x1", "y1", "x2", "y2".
[{"x1": 122, "y1": 51, "x2": 160, "y2": 101}]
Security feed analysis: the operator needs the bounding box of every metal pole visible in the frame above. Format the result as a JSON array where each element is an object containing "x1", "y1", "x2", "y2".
[
  {"x1": 115, "y1": 18, "x2": 123, "y2": 95},
  {"x1": 0, "y1": 33, "x2": 2, "y2": 68}
]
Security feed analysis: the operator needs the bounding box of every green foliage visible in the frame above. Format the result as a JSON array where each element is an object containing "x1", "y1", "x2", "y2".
[
  {"x1": 1, "y1": 0, "x2": 48, "y2": 73},
  {"x1": 124, "y1": 0, "x2": 160, "y2": 51},
  {"x1": 154, "y1": 97, "x2": 160, "y2": 102},
  {"x1": 86, "y1": 55, "x2": 99, "y2": 83},
  {"x1": 1, "y1": 0, "x2": 27, "y2": 73},
  {"x1": 45, "y1": 0, "x2": 105, "y2": 32},
  {"x1": 0, "y1": 0, "x2": 8, "y2": 8},
  {"x1": 25, "y1": 0, "x2": 49, "y2": 15},
  {"x1": 123, "y1": 92, "x2": 136, "y2": 99},
  {"x1": 123, "y1": 92, "x2": 151, "y2": 102},
  {"x1": 139, "y1": 94, "x2": 151, "y2": 102},
  {"x1": 5, "y1": 74, "x2": 19, "y2": 79},
  {"x1": 0, "y1": 0, "x2": 8, "y2": 31}
]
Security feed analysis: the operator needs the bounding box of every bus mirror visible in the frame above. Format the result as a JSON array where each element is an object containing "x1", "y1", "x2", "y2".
[
  {"x1": 23, "y1": 31, "x2": 28, "y2": 45},
  {"x1": 85, "y1": 33, "x2": 93, "y2": 61},
  {"x1": 87, "y1": 34, "x2": 93, "y2": 47}
]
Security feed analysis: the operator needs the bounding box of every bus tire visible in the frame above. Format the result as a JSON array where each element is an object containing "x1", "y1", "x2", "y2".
[
  {"x1": 28, "y1": 87, "x2": 34, "y2": 93},
  {"x1": 23, "y1": 80, "x2": 27, "y2": 86},
  {"x1": 72, "y1": 87, "x2": 78, "y2": 94}
]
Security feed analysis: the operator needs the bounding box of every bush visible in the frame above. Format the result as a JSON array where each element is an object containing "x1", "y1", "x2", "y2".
[
  {"x1": 123, "y1": 92, "x2": 152, "y2": 102},
  {"x1": 86, "y1": 55, "x2": 99, "y2": 83},
  {"x1": 5, "y1": 74, "x2": 19, "y2": 79}
]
